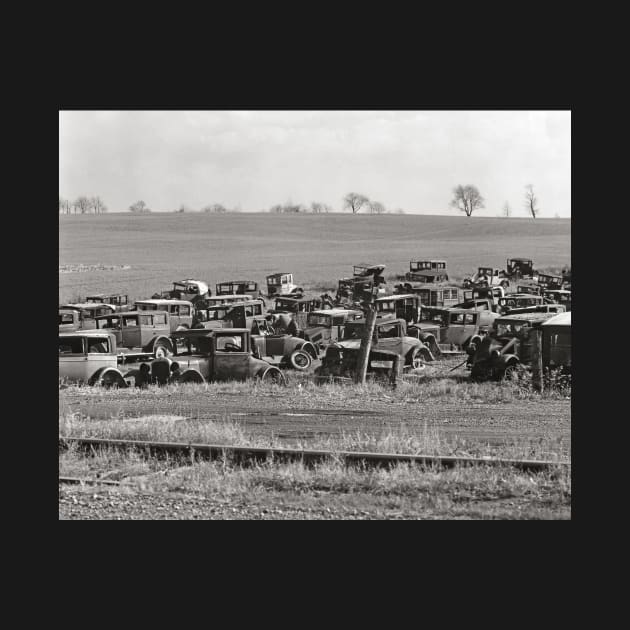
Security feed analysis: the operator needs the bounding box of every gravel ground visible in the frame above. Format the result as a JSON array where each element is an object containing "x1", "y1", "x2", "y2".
[{"x1": 59, "y1": 483, "x2": 569, "y2": 520}]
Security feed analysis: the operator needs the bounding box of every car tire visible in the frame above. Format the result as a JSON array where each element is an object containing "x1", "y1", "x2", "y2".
[
  {"x1": 180, "y1": 371, "x2": 203, "y2": 384},
  {"x1": 258, "y1": 366, "x2": 286, "y2": 385},
  {"x1": 289, "y1": 349, "x2": 311, "y2": 370},
  {"x1": 154, "y1": 341, "x2": 173, "y2": 358},
  {"x1": 101, "y1": 372, "x2": 125, "y2": 389}
]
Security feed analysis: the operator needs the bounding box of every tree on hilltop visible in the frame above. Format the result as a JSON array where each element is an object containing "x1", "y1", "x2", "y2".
[
  {"x1": 343, "y1": 192, "x2": 370, "y2": 214},
  {"x1": 450, "y1": 185, "x2": 484, "y2": 217}
]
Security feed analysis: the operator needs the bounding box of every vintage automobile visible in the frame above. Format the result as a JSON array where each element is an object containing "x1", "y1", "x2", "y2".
[
  {"x1": 300, "y1": 308, "x2": 364, "y2": 356},
  {"x1": 505, "y1": 304, "x2": 566, "y2": 316},
  {"x1": 316, "y1": 346, "x2": 408, "y2": 381},
  {"x1": 268, "y1": 295, "x2": 326, "y2": 331},
  {"x1": 202, "y1": 294, "x2": 255, "y2": 309},
  {"x1": 85, "y1": 293, "x2": 130, "y2": 311},
  {"x1": 541, "y1": 312, "x2": 571, "y2": 372},
  {"x1": 127, "y1": 328, "x2": 286, "y2": 385},
  {"x1": 463, "y1": 267, "x2": 510, "y2": 289},
  {"x1": 404, "y1": 269, "x2": 450, "y2": 283},
  {"x1": 193, "y1": 299, "x2": 266, "y2": 331},
  {"x1": 215, "y1": 280, "x2": 261, "y2": 298},
  {"x1": 251, "y1": 333, "x2": 319, "y2": 371},
  {"x1": 336, "y1": 275, "x2": 386, "y2": 306},
  {"x1": 543, "y1": 289, "x2": 571, "y2": 311},
  {"x1": 134, "y1": 299, "x2": 194, "y2": 331},
  {"x1": 562, "y1": 268, "x2": 571, "y2": 290},
  {"x1": 266, "y1": 273, "x2": 302, "y2": 297},
  {"x1": 59, "y1": 331, "x2": 153, "y2": 387},
  {"x1": 453, "y1": 298, "x2": 496, "y2": 312},
  {"x1": 516, "y1": 284, "x2": 542, "y2": 296},
  {"x1": 537, "y1": 273, "x2": 563, "y2": 291},
  {"x1": 155, "y1": 279, "x2": 211, "y2": 305},
  {"x1": 59, "y1": 303, "x2": 117, "y2": 332},
  {"x1": 408, "y1": 260, "x2": 447, "y2": 274},
  {"x1": 468, "y1": 312, "x2": 557, "y2": 381},
  {"x1": 463, "y1": 286, "x2": 506, "y2": 302},
  {"x1": 375, "y1": 294, "x2": 421, "y2": 324},
  {"x1": 505, "y1": 258, "x2": 535, "y2": 280},
  {"x1": 334, "y1": 318, "x2": 434, "y2": 367},
  {"x1": 94, "y1": 310, "x2": 174, "y2": 357},
  {"x1": 394, "y1": 283, "x2": 461, "y2": 308},
  {"x1": 410, "y1": 306, "x2": 499, "y2": 354},
  {"x1": 496, "y1": 294, "x2": 545, "y2": 315}
]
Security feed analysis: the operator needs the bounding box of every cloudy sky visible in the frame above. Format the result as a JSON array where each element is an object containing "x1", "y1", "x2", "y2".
[{"x1": 59, "y1": 110, "x2": 571, "y2": 217}]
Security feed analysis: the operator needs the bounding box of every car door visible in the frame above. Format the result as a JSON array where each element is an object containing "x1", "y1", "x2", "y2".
[
  {"x1": 374, "y1": 322, "x2": 403, "y2": 355},
  {"x1": 59, "y1": 336, "x2": 89, "y2": 382},
  {"x1": 211, "y1": 332, "x2": 250, "y2": 381}
]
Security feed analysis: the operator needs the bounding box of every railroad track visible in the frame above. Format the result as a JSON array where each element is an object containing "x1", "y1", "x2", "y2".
[{"x1": 59, "y1": 436, "x2": 569, "y2": 472}]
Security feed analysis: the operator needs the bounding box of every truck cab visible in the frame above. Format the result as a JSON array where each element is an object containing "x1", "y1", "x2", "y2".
[
  {"x1": 59, "y1": 303, "x2": 116, "y2": 332},
  {"x1": 266, "y1": 273, "x2": 301, "y2": 297},
  {"x1": 301, "y1": 308, "x2": 363, "y2": 352},
  {"x1": 375, "y1": 294, "x2": 421, "y2": 324},
  {"x1": 194, "y1": 299, "x2": 266, "y2": 331}
]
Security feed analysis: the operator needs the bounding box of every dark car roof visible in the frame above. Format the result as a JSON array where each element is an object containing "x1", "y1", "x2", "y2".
[
  {"x1": 508, "y1": 258, "x2": 533, "y2": 262},
  {"x1": 171, "y1": 327, "x2": 249, "y2": 337},
  {"x1": 218, "y1": 280, "x2": 257, "y2": 285},
  {"x1": 94, "y1": 310, "x2": 168, "y2": 319}
]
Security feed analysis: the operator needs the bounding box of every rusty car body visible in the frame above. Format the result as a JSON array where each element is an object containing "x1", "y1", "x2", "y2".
[
  {"x1": 193, "y1": 299, "x2": 266, "y2": 331},
  {"x1": 134, "y1": 299, "x2": 194, "y2": 331},
  {"x1": 268, "y1": 295, "x2": 326, "y2": 331},
  {"x1": 59, "y1": 303, "x2": 117, "y2": 332},
  {"x1": 215, "y1": 280, "x2": 261, "y2": 298},
  {"x1": 94, "y1": 310, "x2": 173, "y2": 356},
  {"x1": 541, "y1": 311, "x2": 571, "y2": 372},
  {"x1": 266, "y1": 272, "x2": 301, "y2": 297},
  {"x1": 468, "y1": 311, "x2": 557, "y2": 380},
  {"x1": 300, "y1": 308, "x2": 364, "y2": 356},
  {"x1": 129, "y1": 328, "x2": 285, "y2": 385},
  {"x1": 59, "y1": 331, "x2": 153, "y2": 387}
]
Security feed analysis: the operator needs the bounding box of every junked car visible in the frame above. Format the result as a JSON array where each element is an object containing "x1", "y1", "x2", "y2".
[
  {"x1": 266, "y1": 273, "x2": 302, "y2": 297},
  {"x1": 408, "y1": 260, "x2": 448, "y2": 274},
  {"x1": 537, "y1": 273, "x2": 563, "y2": 291},
  {"x1": 496, "y1": 294, "x2": 545, "y2": 315},
  {"x1": 85, "y1": 293, "x2": 130, "y2": 311},
  {"x1": 543, "y1": 289, "x2": 571, "y2": 311},
  {"x1": 409, "y1": 306, "x2": 499, "y2": 355},
  {"x1": 59, "y1": 331, "x2": 153, "y2": 387},
  {"x1": 134, "y1": 299, "x2": 194, "y2": 331},
  {"x1": 94, "y1": 310, "x2": 174, "y2": 357},
  {"x1": 130, "y1": 328, "x2": 286, "y2": 385},
  {"x1": 193, "y1": 299, "x2": 266, "y2": 331},
  {"x1": 404, "y1": 269, "x2": 450, "y2": 283},
  {"x1": 300, "y1": 308, "x2": 363, "y2": 356},
  {"x1": 468, "y1": 312, "x2": 558, "y2": 381},
  {"x1": 155, "y1": 279, "x2": 210, "y2": 305},
  {"x1": 394, "y1": 283, "x2": 461, "y2": 308},
  {"x1": 541, "y1": 311, "x2": 571, "y2": 373},
  {"x1": 215, "y1": 280, "x2": 261, "y2": 298},
  {"x1": 504, "y1": 258, "x2": 535, "y2": 280},
  {"x1": 463, "y1": 267, "x2": 510, "y2": 289},
  {"x1": 59, "y1": 303, "x2": 117, "y2": 332},
  {"x1": 268, "y1": 295, "x2": 326, "y2": 331}
]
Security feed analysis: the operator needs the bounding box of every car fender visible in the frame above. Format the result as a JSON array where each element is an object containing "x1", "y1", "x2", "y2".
[
  {"x1": 88, "y1": 367, "x2": 127, "y2": 387},
  {"x1": 297, "y1": 340, "x2": 318, "y2": 359},
  {"x1": 143, "y1": 335, "x2": 172, "y2": 353},
  {"x1": 178, "y1": 368, "x2": 205, "y2": 383},
  {"x1": 496, "y1": 353, "x2": 520, "y2": 368}
]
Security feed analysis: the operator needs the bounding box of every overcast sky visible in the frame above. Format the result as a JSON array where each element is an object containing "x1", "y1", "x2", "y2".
[{"x1": 59, "y1": 110, "x2": 571, "y2": 217}]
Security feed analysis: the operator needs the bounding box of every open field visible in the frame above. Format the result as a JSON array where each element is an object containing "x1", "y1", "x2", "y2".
[{"x1": 59, "y1": 213, "x2": 571, "y2": 303}]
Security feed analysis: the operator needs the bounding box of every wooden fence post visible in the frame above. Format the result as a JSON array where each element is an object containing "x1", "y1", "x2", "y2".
[
  {"x1": 531, "y1": 328, "x2": 543, "y2": 392},
  {"x1": 355, "y1": 304, "x2": 377, "y2": 385}
]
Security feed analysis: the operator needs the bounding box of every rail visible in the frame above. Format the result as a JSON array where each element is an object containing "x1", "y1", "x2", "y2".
[{"x1": 59, "y1": 436, "x2": 569, "y2": 472}]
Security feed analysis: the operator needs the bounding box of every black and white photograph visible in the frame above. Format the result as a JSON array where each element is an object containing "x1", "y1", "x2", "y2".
[{"x1": 58, "y1": 110, "x2": 571, "y2": 520}]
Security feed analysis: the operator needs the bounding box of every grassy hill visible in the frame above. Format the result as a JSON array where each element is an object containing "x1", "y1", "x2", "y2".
[{"x1": 59, "y1": 213, "x2": 571, "y2": 302}]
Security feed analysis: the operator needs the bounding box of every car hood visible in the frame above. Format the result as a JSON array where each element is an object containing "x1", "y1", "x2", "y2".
[{"x1": 303, "y1": 326, "x2": 329, "y2": 342}]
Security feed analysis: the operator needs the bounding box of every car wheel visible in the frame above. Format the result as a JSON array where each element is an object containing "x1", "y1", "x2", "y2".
[
  {"x1": 259, "y1": 366, "x2": 286, "y2": 385},
  {"x1": 180, "y1": 371, "x2": 203, "y2": 384},
  {"x1": 289, "y1": 349, "x2": 311, "y2": 370},
  {"x1": 154, "y1": 342, "x2": 172, "y2": 358},
  {"x1": 101, "y1": 372, "x2": 124, "y2": 389},
  {"x1": 502, "y1": 364, "x2": 520, "y2": 381}
]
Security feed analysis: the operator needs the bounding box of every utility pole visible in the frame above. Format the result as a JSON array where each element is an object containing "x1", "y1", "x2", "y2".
[
  {"x1": 354, "y1": 302, "x2": 377, "y2": 385},
  {"x1": 531, "y1": 328, "x2": 544, "y2": 392}
]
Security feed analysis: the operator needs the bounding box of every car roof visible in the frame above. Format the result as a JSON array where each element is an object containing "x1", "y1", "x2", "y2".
[
  {"x1": 544, "y1": 289, "x2": 571, "y2": 295},
  {"x1": 59, "y1": 330, "x2": 114, "y2": 338},
  {"x1": 538, "y1": 272, "x2": 562, "y2": 278},
  {"x1": 172, "y1": 327, "x2": 249, "y2": 337},
  {"x1": 217, "y1": 280, "x2": 257, "y2": 285},
  {"x1": 541, "y1": 312, "x2": 571, "y2": 327},
  {"x1": 500, "y1": 294, "x2": 542, "y2": 299},
  {"x1": 508, "y1": 257, "x2": 533, "y2": 262},
  {"x1": 376, "y1": 294, "x2": 417, "y2": 301},
  {"x1": 497, "y1": 312, "x2": 556, "y2": 323},
  {"x1": 94, "y1": 310, "x2": 168, "y2": 318},
  {"x1": 60, "y1": 303, "x2": 115, "y2": 310},
  {"x1": 136, "y1": 299, "x2": 193, "y2": 305},
  {"x1": 267, "y1": 272, "x2": 292, "y2": 277},
  {"x1": 311, "y1": 308, "x2": 361, "y2": 316}
]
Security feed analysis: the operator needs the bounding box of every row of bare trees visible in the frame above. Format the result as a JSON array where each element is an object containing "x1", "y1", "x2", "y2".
[
  {"x1": 267, "y1": 194, "x2": 403, "y2": 214},
  {"x1": 59, "y1": 196, "x2": 107, "y2": 214},
  {"x1": 451, "y1": 184, "x2": 541, "y2": 218}
]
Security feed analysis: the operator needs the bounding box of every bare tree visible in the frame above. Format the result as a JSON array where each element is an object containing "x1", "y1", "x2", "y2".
[
  {"x1": 343, "y1": 192, "x2": 370, "y2": 214},
  {"x1": 450, "y1": 185, "x2": 484, "y2": 217},
  {"x1": 90, "y1": 196, "x2": 107, "y2": 214},
  {"x1": 503, "y1": 201, "x2": 511, "y2": 217},
  {"x1": 368, "y1": 200, "x2": 387, "y2": 214},
  {"x1": 524, "y1": 184, "x2": 540, "y2": 218},
  {"x1": 74, "y1": 196, "x2": 91, "y2": 214},
  {"x1": 202, "y1": 203, "x2": 228, "y2": 213},
  {"x1": 310, "y1": 201, "x2": 332, "y2": 214},
  {"x1": 129, "y1": 200, "x2": 150, "y2": 213}
]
